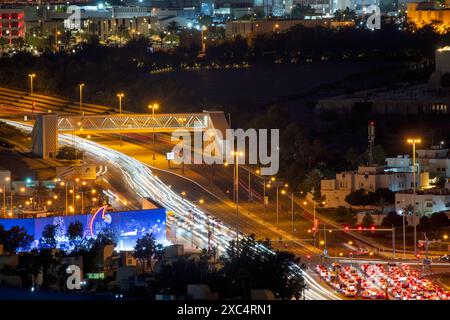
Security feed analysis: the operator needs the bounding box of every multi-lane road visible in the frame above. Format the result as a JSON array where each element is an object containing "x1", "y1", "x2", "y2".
[{"x1": 3, "y1": 119, "x2": 340, "y2": 300}]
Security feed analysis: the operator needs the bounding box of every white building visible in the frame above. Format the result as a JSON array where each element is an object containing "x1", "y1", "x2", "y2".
[
  {"x1": 385, "y1": 146, "x2": 450, "y2": 178},
  {"x1": 321, "y1": 165, "x2": 429, "y2": 208},
  {"x1": 395, "y1": 189, "x2": 450, "y2": 216}
]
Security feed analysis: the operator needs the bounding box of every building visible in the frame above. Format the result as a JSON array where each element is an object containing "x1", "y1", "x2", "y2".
[
  {"x1": 395, "y1": 188, "x2": 450, "y2": 216},
  {"x1": 64, "y1": 5, "x2": 154, "y2": 41},
  {"x1": 321, "y1": 165, "x2": 429, "y2": 208},
  {"x1": 225, "y1": 18, "x2": 353, "y2": 38},
  {"x1": 385, "y1": 146, "x2": 450, "y2": 178},
  {"x1": 407, "y1": 1, "x2": 450, "y2": 31},
  {"x1": 0, "y1": 7, "x2": 25, "y2": 45}
]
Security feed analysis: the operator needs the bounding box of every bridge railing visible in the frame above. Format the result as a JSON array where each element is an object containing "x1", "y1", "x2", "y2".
[{"x1": 57, "y1": 113, "x2": 210, "y2": 133}]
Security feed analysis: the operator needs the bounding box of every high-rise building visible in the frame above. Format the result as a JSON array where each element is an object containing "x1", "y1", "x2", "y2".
[{"x1": 0, "y1": 8, "x2": 25, "y2": 45}]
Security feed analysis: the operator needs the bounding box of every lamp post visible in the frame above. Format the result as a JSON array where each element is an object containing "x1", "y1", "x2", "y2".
[
  {"x1": 303, "y1": 200, "x2": 326, "y2": 247},
  {"x1": 407, "y1": 138, "x2": 421, "y2": 255},
  {"x1": 149, "y1": 103, "x2": 159, "y2": 143},
  {"x1": 60, "y1": 181, "x2": 68, "y2": 215},
  {"x1": 55, "y1": 30, "x2": 61, "y2": 50},
  {"x1": 79, "y1": 83, "x2": 85, "y2": 115},
  {"x1": 117, "y1": 93, "x2": 124, "y2": 114},
  {"x1": 285, "y1": 190, "x2": 303, "y2": 233},
  {"x1": 28, "y1": 73, "x2": 36, "y2": 120},
  {"x1": 1, "y1": 176, "x2": 10, "y2": 218},
  {"x1": 201, "y1": 26, "x2": 207, "y2": 53},
  {"x1": 233, "y1": 151, "x2": 243, "y2": 242}
]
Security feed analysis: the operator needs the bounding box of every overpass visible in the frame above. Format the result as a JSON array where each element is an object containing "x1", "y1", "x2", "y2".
[
  {"x1": 31, "y1": 111, "x2": 230, "y2": 159},
  {"x1": 57, "y1": 112, "x2": 224, "y2": 134}
]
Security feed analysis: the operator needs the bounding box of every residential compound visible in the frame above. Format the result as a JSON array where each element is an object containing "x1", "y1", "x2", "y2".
[
  {"x1": 322, "y1": 145, "x2": 450, "y2": 216},
  {"x1": 321, "y1": 165, "x2": 429, "y2": 208},
  {"x1": 389, "y1": 146, "x2": 450, "y2": 215},
  {"x1": 386, "y1": 146, "x2": 450, "y2": 179}
]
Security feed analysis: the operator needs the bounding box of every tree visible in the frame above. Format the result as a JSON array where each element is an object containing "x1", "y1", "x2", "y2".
[
  {"x1": 67, "y1": 221, "x2": 83, "y2": 241},
  {"x1": 429, "y1": 212, "x2": 449, "y2": 229},
  {"x1": 374, "y1": 188, "x2": 395, "y2": 212},
  {"x1": 40, "y1": 224, "x2": 58, "y2": 249},
  {"x1": 441, "y1": 72, "x2": 450, "y2": 88},
  {"x1": 361, "y1": 213, "x2": 375, "y2": 228},
  {"x1": 335, "y1": 206, "x2": 349, "y2": 222},
  {"x1": 55, "y1": 146, "x2": 83, "y2": 160},
  {"x1": 418, "y1": 216, "x2": 430, "y2": 231},
  {"x1": 382, "y1": 211, "x2": 406, "y2": 228},
  {"x1": 222, "y1": 234, "x2": 305, "y2": 300},
  {"x1": 133, "y1": 233, "x2": 164, "y2": 273},
  {"x1": 345, "y1": 189, "x2": 374, "y2": 207},
  {"x1": 435, "y1": 176, "x2": 447, "y2": 189},
  {"x1": 167, "y1": 21, "x2": 180, "y2": 34},
  {"x1": 0, "y1": 225, "x2": 33, "y2": 252},
  {"x1": 299, "y1": 169, "x2": 323, "y2": 197},
  {"x1": 67, "y1": 221, "x2": 83, "y2": 249}
]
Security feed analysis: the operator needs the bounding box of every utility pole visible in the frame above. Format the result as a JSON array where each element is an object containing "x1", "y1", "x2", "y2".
[
  {"x1": 392, "y1": 226, "x2": 396, "y2": 259},
  {"x1": 368, "y1": 121, "x2": 375, "y2": 166},
  {"x1": 248, "y1": 170, "x2": 251, "y2": 202}
]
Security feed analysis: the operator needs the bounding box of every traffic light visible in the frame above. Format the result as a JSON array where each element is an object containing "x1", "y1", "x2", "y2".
[
  {"x1": 358, "y1": 226, "x2": 363, "y2": 233},
  {"x1": 416, "y1": 254, "x2": 420, "y2": 260},
  {"x1": 307, "y1": 255, "x2": 311, "y2": 261},
  {"x1": 371, "y1": 226, "x2": 376, "y2": 234},
  {"x1": 344, "y1": 226, "x2": 349, "y2": 231}
]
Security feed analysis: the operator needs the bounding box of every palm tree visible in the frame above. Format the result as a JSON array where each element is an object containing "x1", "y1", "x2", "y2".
[{"x1": 167, "y1": 21, "x2": 180, "y2": 34}]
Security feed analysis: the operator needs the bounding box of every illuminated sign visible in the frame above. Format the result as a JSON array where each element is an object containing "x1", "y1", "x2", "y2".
[
  {"x1": 86, "y1": 273, "x2": 105, "y2": 280},
  {"x1": 0, "y1": 208, "x2": 167, "y2": 251}
]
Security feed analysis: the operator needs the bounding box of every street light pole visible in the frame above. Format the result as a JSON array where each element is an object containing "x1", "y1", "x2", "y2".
[
  {"x1": 276, "y1": 185, "x2": 279, "y2": 225},
  {"x1": 235, "y1": 152, "x2": 241, "y2": 242},
  {"x1": 28, "y1": 73, "x2": 36, "y2": 120},
  {"x1": 149, "y1": 103, "x2": 159, "y2": 144},
  {"x1": 291, "y1": 192, "x2": 294, "y2": 232},
  {"x1": 79, "y1": 83, "x2": 85, "y2": 115},
  {"x1": 407, "y1": 138, "x2": 421, "y2": 255},
  {"x1": 117, "y1": 93, "x2": 124, "y2": 114},
  {"x1": 403, "y1": 211, "x2": 406, "y2": 259}
]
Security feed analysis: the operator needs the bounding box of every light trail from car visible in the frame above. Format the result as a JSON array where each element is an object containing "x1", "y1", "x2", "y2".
[{"x1": 3, "y1": 119, "x2": 340, "y2": 300}]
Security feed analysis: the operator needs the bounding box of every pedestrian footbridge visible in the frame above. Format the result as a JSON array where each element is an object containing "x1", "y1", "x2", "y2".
[{"x1": 56, "y1": 111, "x2": 229, "y2": 134}]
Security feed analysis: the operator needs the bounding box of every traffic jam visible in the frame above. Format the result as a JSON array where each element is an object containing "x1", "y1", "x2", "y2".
[{"x1": 316, "y1": 263, "x2": 450, "y2": 300}]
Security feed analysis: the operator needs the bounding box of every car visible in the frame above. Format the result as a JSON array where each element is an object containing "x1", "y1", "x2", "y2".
[
  {"x1": 344, "y1": 290, "x2": 357, "y2": 298},
  {"x1": 361, "y1": 291, "x2": 372, "y2": 299},
  {"x1": 441, "y1": 255, "x2": 450, "y2": 262},
  {"x1": 375, "y1": 291, "x2": 386, "y2": 299}
]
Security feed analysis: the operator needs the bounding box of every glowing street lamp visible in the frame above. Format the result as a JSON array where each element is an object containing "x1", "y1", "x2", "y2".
[
  {"x1": 28, "y1": 73, "x2": 36, "y2": 119},
  {"x1": 117, "y1": 93, "x2": 124, "y2": 114},
  {"x1": 149, "y1": 103, "x2": 159, "y2": 143},
  {"x1": 407, "y1": 138, "x2": 421, "y2": 255},
  {"x1": 232, "y1": 150, "x2": 244, "y2": 242},
  {"x1": 79, "y1": 83, "x2": 85, "y2": 115}
]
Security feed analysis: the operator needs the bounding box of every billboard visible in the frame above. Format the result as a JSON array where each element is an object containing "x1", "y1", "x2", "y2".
[{"x1": 0, "y1": 207, "x2": 167, "y2": 251}]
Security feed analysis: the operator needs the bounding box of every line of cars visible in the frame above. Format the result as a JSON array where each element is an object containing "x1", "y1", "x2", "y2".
[
  {"x1": 316, "y1": 264, "x2": 386, "y2": 299},
  {"x1": 316, "y1": 262, "x2": 449, "y2": 300},
  {"x1": 360, "y1": 263, "x2": 450, "y2": 300}
]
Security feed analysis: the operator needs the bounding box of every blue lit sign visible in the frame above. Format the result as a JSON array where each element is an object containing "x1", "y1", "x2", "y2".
[{"x1": 0, "y1": 208, "x2": 167, "y2": 251}]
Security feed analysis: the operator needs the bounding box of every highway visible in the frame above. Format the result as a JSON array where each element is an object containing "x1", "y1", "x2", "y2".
[{"x1": 3, "y1": 119, "x2": 340, "y2": 300}]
